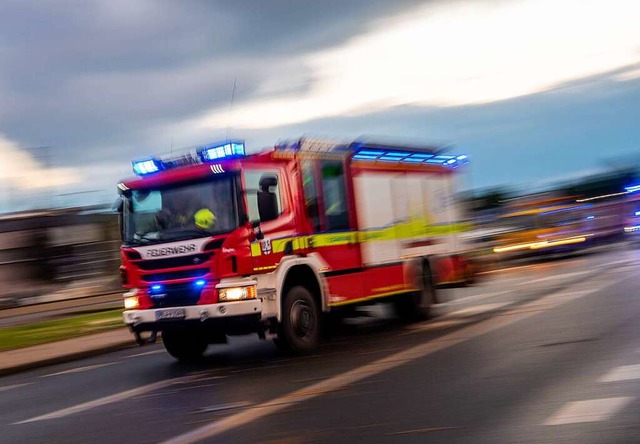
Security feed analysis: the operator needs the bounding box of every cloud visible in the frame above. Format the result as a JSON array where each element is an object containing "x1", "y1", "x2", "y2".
[
  {"x1": 0, "y1": 133, "x2": 82, "y2": 190},
  {"x1": 194, "y1": 0, "x2": 640, "y2": 130},
  {"x1": 0, "y1": 0, "x2": 639, "y2": 209}
]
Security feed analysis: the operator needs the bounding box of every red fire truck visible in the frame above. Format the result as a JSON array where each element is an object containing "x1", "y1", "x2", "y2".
[{"x1": 116, "y1": 138, "x2": 471, "y2": 361}]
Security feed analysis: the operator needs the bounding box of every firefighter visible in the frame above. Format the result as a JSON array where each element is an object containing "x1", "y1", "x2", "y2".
[
  {"x1": 156, "y1": 193, "x2": 205, "y2": 230},
  {"x1": 193, "y1": 208, "x2": 216, "y2": 231}
]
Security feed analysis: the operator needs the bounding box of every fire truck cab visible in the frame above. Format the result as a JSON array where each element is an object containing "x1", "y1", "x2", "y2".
[{"x1": 117, "y1": 138, "x2": 471, "y2": 361}]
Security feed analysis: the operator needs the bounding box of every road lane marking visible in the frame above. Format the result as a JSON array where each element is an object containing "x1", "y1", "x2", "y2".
[
  {"x1": 0, "y1": 383, "x2": 33, "y2": 393},
  {"x1": 14, "y1": 375, "x2": 199, "y2": 424},
  {"x1": 196, "y1": 402, "x2": 253, "y2": 414},
  {"x1": 600, "y1": 364, "x2": 640, "y2": 382},
  {"x1": 444, "y1": 302, "x2": 511, "y2": 318},
  {"x1": 162, "y1": 278, "x2": 617, "y2": 444},
  {"x1": 439, "y1": 290, "x2": 511, "y2": 306},
  {"x1": 389, "y1": 426, "x2": 460, "y2": 435},
  {"x1": 544, "y1": 397, "x2": 633, "y2": 425},
  {"x1": 124, "y1": 349, "x2": 165, "y2": 359},
  {"x1": 525, "y1": 271, "x2": 592, "y2": 285},
  {"x1": 40, "y1": 362, "x2": 120, "y2": 378}
]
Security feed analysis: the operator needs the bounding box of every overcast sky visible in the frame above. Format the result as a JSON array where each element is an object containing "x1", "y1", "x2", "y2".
[{"x1": 1, "y1": 0, "x2": 640, "y2": 211}]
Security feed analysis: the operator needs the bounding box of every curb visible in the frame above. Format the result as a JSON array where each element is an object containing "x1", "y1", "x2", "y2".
[{"x1": 0, "y1": 340, "x2": 138, "y2": 377}]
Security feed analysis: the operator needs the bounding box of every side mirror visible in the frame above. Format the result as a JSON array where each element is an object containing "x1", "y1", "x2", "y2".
[
  {"x1": 251, "y1": 220, "x2": 264, "y2": 240},
  {"x1": 112, "y1": 198, "x2": 124, "y2": 213}
]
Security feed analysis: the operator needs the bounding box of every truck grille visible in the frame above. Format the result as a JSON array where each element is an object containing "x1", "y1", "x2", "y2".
[
  {"x1": 149, "y1": 282, "x2": 203, "y2": 308},
  {"x1": 136, "y1": 253, "x2": 212, "y2": 270},
  {"x1": 142, "y1": 268, "x2": 208, "y2": 282}
]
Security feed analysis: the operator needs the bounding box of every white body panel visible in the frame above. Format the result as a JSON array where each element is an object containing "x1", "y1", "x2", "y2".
[{"x1": 354, "y1": 171, "x2": 462, "y2": 266}]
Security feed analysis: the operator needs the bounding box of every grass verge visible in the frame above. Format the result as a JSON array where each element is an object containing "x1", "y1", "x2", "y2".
[{"x1": 0, "y1": 309, "x2": 124, "y2": 351}]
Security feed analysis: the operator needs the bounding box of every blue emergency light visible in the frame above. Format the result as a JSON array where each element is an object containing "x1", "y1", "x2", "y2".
[
  {"x1": 132, "y1": 158, "x2": 163, "y2": 176},
  {"x1": 131, "y1": 140, "x2": 247, "y2": 176},
  {"x1": 352, "y1": 148, "x2": 469, "y2": 167},
  {"x1": 198, "y1": 141, "x2": 245, "y2": 162}
]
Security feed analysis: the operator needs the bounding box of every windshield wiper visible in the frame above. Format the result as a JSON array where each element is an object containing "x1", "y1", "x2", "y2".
[
  {"x1": 129, "y1": 234, "x2": 158, "y2": 245},
  {"x1": 160, "y1": 230, "x2": 211, "y2": 242}
]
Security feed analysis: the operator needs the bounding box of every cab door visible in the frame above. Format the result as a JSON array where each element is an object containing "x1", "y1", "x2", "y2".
[{"x1": 301, "y1": 159, "x2": 363, "y2": 303}]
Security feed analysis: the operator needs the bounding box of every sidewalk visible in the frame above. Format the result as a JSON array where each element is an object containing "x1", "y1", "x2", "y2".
[{"x1": 0, "y1": 328, "x2": 138, "y2": 377}]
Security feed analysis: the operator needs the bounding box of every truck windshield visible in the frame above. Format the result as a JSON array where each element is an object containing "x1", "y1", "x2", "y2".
[{"x1": 122, "y1": 176, "x2": 239, "y2": 245}]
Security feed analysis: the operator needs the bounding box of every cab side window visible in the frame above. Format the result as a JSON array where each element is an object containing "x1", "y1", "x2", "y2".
[
  {"x1": 302, "y1": 161, "x2": 321, "y2": 232},
  {"x1": 321, "y1": 161, "x2": 349, "y2": 230},
  {"x1": 244, "y1": 171, "x2": 282, "y2": 223}
]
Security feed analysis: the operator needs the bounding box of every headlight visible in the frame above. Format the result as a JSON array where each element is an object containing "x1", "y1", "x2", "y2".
[
  {"x1": 124, "y1": 296, "x2": 139, "y2": 309},
  {"x1": 218, "y1": 286, "x2": 257, "y2": 301}
]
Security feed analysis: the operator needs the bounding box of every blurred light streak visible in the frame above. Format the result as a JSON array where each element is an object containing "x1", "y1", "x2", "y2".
[
  {"x1": 577, "y1": 192, "x2": 629, "y2": 202},
  {"x1": 493, "y1": 236, "x2": 588, "y2": 253}
]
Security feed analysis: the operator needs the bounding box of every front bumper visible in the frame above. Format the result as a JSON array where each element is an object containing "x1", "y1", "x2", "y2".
[{"x1": 123, "y1": 299, "x2": 262, "y2": 332}]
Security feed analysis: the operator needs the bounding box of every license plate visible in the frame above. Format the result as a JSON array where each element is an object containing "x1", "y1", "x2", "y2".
[{"x1": 155, "y1": 308, "x2": 186, "y2": 321}]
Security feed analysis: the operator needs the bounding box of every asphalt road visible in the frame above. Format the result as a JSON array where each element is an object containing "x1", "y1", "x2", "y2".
[{"x1": 2, "y1": 245, "x2": 640, "y2": 443}]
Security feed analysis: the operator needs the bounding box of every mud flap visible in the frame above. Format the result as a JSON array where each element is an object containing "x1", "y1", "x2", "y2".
[{"x1": 134, "y1": 330, "x2": 158, "y2": 345}]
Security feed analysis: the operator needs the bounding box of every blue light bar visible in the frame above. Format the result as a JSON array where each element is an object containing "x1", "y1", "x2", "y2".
[
  {"x1": 587, "y1": 215, "x2": 595, "y2": 220},
  {"x1": 626, "y1": 184, "x2": 640, "y2": 193},
  {"x1": 357, "y1": 150, "x2": 386, "y2": 156},
  {"x1": 635, "y1": 211, "x2": 640, "y2": 216},
  {"x1": 194, "y1": 279, "x2": 206, "y2": 287},
  {"x1": 132, "y1": 158, "x2": 163, "y2": 176},
  {"x1": 409, "y1": 153, "x2": 434, "y2": 159},
  {"x1": 353, "y1": 148, "x2": 468, "y2": 167},
  {"x1": 198, "y1": 141, "x2": 245, "y2": 162},
  {"x1": 352, "y1": 154, "x2": 379, "y2": 160},
  {"x1": 150, "y1": 284, "x2": 163, "y2": 292}
]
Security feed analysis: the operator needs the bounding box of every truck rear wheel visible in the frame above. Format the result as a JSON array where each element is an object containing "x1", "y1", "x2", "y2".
[
  {"x1": 276, "y1": 286, "x2": 320, "y2": 353},
  {"x1": 162, "y1": 329, "x2": 208, "y2": 362},
  {"x1": 395, "y1": 263, "x2": 435, "y2": 322}
]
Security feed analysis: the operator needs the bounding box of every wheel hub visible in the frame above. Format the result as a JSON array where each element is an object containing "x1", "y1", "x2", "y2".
[{"x1": 291, "y1": 300, "x2": 313, "y2": 338}]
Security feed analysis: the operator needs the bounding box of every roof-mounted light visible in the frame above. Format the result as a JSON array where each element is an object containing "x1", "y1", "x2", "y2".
[
  {"x1": 132, "y1": 158, "x2": 163, "y2": 176},
  {"x1": 198, "y1": 141, "x2": 245, "y2": 162},
  {"x1": 352, "y1": 148, "x2": 469, "y2": 167}
]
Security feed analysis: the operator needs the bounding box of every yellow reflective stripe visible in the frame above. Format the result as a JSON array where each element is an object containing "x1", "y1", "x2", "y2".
[
  {"x1": 251, "y1": 243, "x2": 262, "y2": 257},
  {"x1": 309, "y1": 232, "x2": 356, "y2": 247},
  {"x1": 248, "y1": 221, "x2": 471, "y2": 258},
  {"x1": 329, "y1": 289, "x2": 415, "y2": 307},
  {"x1": 253, "y1": 265, "x2": 277, "y2": 271},
  {"x1": 371, "y1": 283, "x2": 406, "y2": 293},
  {"x1": 359, "y1": 221, "x2": 471, "y2": 242}
]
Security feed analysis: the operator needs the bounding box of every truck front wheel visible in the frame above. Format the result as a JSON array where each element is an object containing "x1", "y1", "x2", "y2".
[
  {"x1": 162, "y1": 329, "x2": 208, "y2": 362},
  {"x1": 276, "y1": 286, "x2": 320, "y2": 353}
]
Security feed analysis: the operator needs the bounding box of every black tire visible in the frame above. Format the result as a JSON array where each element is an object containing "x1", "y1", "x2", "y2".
[
  {"x1": 162, "y1": 329, "x2": 208, "y2": 362},
  {"x1": 395, "y1": 262, "x2": 435, "y2": 322},
  {"x1": 276, "y1": 286, "x2": 321, "y2": 354}
]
